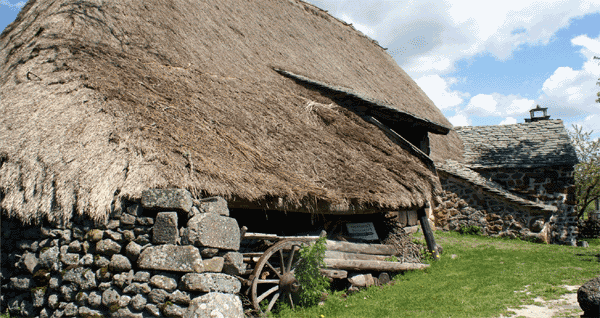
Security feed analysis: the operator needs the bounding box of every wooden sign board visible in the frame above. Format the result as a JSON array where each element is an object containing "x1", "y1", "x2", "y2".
[{"x1": 346, "y1": 222, "x2": 379, "y2": 241}]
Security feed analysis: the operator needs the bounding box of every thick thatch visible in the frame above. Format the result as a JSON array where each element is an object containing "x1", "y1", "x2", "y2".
[{"x1": 0, "y1": 0, "x2": 462, "y2": 224}]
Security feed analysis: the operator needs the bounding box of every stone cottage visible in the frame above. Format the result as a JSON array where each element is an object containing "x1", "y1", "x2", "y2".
[
  {"x1": 433, "y1": 108, "x2": 579, "y2": 244},
  {"x1": 0, "y1": 0, "x2": 463, "y2": 317}
]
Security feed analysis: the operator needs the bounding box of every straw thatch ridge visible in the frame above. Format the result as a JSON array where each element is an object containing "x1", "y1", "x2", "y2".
[
  {"x1": 274, "y1": 69, "x2": 451, "y2": 135},
  {"x1": 1, "y1": 0, "x2": 460, "y2": 224}
]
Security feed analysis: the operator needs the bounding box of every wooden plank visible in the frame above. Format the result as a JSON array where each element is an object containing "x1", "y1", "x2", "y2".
[
  {"x1": 324, "y1": 259, "x2": 429, "y2": 272},
  {"x1": 325, "y1": 240, "x2": 396, "y2": 255},
  {"x1": 319, "y1": 268, "x2": 348, "y2": 279},
  {"x1": 324, "y1": 250, "x2": 390, "y2": 262}
]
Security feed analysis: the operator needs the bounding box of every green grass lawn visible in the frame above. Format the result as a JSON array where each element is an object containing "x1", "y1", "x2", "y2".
[{"x1": 276, "y1": 232, "x2": 600, "y2": 318}]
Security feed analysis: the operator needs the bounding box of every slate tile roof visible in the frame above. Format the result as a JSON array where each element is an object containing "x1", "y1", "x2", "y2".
[
  {"x1": 437, "y1": 160, "x2": 558, "y2": 213},
  {"x1": 455, "y1": 120, "x2": 578, "y2": 169}
]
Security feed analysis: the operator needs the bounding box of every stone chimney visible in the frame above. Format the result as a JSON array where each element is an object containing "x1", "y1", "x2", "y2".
[{"x1": 524, "y1": 105, "x2": 550, "y2": 123}]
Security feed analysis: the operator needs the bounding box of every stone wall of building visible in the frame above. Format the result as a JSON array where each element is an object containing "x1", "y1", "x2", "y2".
[
  {"x1": 434, "y1": 168, "x2": 579, "y2": 244},
  {"x1": 476, "y1": 166, "x2": 577, "y2": 211},
  {"x1": 0, "y1": 189, "x2": 245, "y2": 318}
]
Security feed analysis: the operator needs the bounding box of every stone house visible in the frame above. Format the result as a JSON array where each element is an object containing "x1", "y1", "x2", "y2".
[
  {"x1": 433, "y1": 109, "x2": 579, "y2": 244},
  {"x1": 0, "y1": 0, "x2": 462, "y2": 317}
]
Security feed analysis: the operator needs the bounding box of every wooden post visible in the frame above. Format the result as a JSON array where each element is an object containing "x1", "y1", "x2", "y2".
[{"x1": 418, "y1": 207, "x2": 439, "y2": 260}]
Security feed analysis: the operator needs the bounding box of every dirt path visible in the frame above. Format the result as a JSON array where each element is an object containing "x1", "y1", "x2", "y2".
[{"x1": 500, "y1": 285, "x2": 583, "y2": 318}]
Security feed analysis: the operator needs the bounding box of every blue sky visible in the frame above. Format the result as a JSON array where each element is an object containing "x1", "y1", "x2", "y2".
[{"x1": 2, "y1": 0, "x2": 600, "y2": 138}]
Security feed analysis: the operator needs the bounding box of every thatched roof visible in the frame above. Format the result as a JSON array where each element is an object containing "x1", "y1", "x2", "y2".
[{"x1": 0, "y1": 0, "x2": 462, "y2": 224}]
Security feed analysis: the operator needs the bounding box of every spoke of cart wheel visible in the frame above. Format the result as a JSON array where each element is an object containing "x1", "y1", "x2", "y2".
[
  {"x1": 265, "y1": 261, "x2": 281, "y2": 279},
  {"x1": 257, "y1": 285, "x2": 279, "y2": 303},
  {"x1": 279, "y1": 249, "x2": 285, "y2": 274},
  {"x1": 288, "y1": 292, "x2": 295, "y2": 309},
  {"x1": 286, "y1": 245, "x2": 297, "y2": 272},
  {"x1": 266, "y1": 291, "x2": 281, "y2": 312},
  {"x1": 257, "y1": 279, "x2": 279, "y2": 284}
]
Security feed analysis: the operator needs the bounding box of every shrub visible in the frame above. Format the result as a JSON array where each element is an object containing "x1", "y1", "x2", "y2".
[
  {"x1": 295, "y1": 237, "x2": 330, "y2": 308},
  {"x1": 458, "y1": 225, "x2": 482, "y2": 236}
]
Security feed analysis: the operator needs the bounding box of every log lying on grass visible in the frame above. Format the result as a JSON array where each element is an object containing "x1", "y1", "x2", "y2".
[{"x1": 323, "y1": 259, "x2": 429, "y2": 272}]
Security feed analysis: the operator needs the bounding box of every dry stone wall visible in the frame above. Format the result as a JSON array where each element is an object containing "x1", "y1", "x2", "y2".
[
  {"x1": 1, "y1": 189, "x2": 245, "y2": 318},
  {"x1": 435, "y1": 166, "x2": 579, "y2": 244}
]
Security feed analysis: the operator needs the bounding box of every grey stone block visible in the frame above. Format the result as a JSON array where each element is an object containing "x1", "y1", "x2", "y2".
[
  {"x1": 62, "y1": 267, "x2": 96, "y2": 290},
  {"x1": 109, "y1": 255, "x2": 132, "y2": 272},
  {"x1": 125, "y1": 241, "x2": 142, "y2": 262},
  {"x1": 196, "y1": 196, "x2": 230, "y2": 216},
  {"x1": 10, "y1": 275, "x2": 33, "y2": 290},
  {"x1": 122, "y1": 282, "x2": 151, "y2": 295},
  {"x1": 169, "y1": 290, "x2": 191, "y2": 305},
  {"x1": 130, "y1": 294, "x2": 147, "y2": 311},
  {"x1": 145, "y1": 304, "x2": 161, "y2": 317},
  {"x1": 39, "y1": 247, "x2": 60, "y2": 269},
  {"x1": 148, "y1": 289, "x2": 169, "y2": 304},
  {"x1": 60, "y1": 253, "x2": 80, "y2": 266},
  {"x1": 223, "y1": 252, "x2": 246, "y2": 276},
  {"x1": 141, "y1": 188, "x2": 193, "y2": 213},
  {"x1": 180, "y1": 273, "x2": 241, "y2": 294},
  {"x1": 111, "y1": 307, "x2": 143, "y2": 318},
  {"x1": 162, "y1": 302, "x2": 185, "y2": 318},
  {"x1": 133, "y1": 271, "x2": 150, "y2": 282},
  {"x1": 138, "y1": 244, "x2": 203, "y2": 272},
  {"x1": 87, "y1": 292, "x2": 102, "y2": 308},
  {"x1": 102, "y1": 288, "x2": 120, "y2": 307},
  {"x1": 185, "y1": 214, "x2": 240, "y2": 250},
  {"x1": 96, "y1": 239, "x2": 122, "y2": 256},
  {"x1": 186, "y1": 292, "x2": 244, "y2": 318},
  {"x1": 152, "y1": 212, "x2": 179, "y2": 244},
  {"x1": 149, "y1": 275, "x2": 177, "y2": 292},
  {"x1": 202, "y1": 257, "x2": 224, "y2": 273}
]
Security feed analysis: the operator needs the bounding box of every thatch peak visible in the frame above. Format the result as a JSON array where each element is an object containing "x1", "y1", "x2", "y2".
[{"x1": 1, "y1": 0, "x2": 461, "y2": 224}]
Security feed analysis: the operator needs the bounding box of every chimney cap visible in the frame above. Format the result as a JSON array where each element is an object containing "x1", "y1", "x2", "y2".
[{"x1": 525, "y1": 105, "x2": 550, "y2": 123}]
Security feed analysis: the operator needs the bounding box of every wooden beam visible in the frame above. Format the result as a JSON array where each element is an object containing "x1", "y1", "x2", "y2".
[
  {"x1": 418, "y1": 207, "x2": 440, "y2": 261},
  {"x1": 325, "y1": 240, "x2": 397, "y2": 255},
  {"x1": 324, "y1": 250, "x2": 390, "y2": 262},
  {"x1": 324, "y1": 259, "x2": 429, "y2": 271}
]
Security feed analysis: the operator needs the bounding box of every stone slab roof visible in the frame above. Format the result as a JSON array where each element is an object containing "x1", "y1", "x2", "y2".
[
  {"x1": 437, "y1": 160, "x2": 558, "y2": 213},
  {"x1": 455, "y1": 120, "x2": 578, "y2": 169}
]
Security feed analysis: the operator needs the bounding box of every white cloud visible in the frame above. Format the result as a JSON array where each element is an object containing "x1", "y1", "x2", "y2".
[
  {"x1": 415, "y1": 75, "x2": 465, "y2": 109},
  {"x1": 539, "y1": 34, "x2": 600, "y2": 119},
  {"x1": 465, "y1": 94, "x2": 498, "y2": 116},
  {"x1": 499, "y1": 117, "x2": 518, "y2": 125},
  {"x1": 448, "y1": 113, "x2": 470, "y2": 127},
  {"x1": 305, "y1": 0, "x2": 600, "y2": 76}
]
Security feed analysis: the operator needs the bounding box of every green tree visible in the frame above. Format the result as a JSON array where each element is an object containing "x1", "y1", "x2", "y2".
[{"x1": 569, "y1": 125, "x2": 600, "y2": 219}]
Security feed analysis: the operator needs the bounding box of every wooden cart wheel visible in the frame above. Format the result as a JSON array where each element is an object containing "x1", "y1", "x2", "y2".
[{"x1": 250, "y1": 240, "x2": 306, "y2": 314}]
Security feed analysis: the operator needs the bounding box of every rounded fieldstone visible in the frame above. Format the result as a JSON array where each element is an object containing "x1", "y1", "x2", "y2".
[
  {"x1": 101, "y1": 288, "x2": 120, "y2": 307},
  {"x1": 578, "y1": 277, "x2": 600, "y2": 316},
  {"x1": 79, "y1": 254, "x2": 94, "y2": 266},
  {"x1": 109, "y1": 254, "x2": 132, "y2": 272},
  {"x1": 161, "y1": 302, "x2": 184, "y2": 318},
  {"x1": 133, "y1": 271, "x2": 151, "y2": 282},
  {"x1": 125, "y1": 241, "x2": 142, "y2": 261},
  {"x1": 48, "y1": 294, "x2": 59, "y2": 309},
  {"x1": 87, "y1": 292, "x2": 102, "y2": 308},
  {"x1": 149, "y1": 275, "x2": 177, "y2": 292},
  {"x1": 95, "y1": 239, "x2": 121, "y2": 255},
  {"x1": 145, "y1": 304, "x2": 161, "y2": 317},
  {"x1": 119, "y1": 295, "x2": 131, "y2": 307},
  {"x1": 130, "y1": 294, "x2": 147, "y2": 311},
  {"x1": 122, "y1": 282, "x2": 151, "y2": 295},
  {"x1": 148, "y1": 289, "x2": 169, "y2": 304}
]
